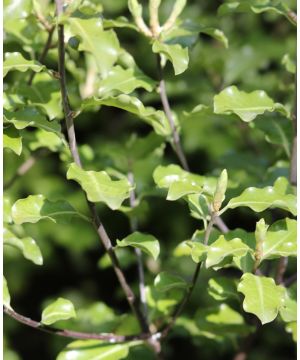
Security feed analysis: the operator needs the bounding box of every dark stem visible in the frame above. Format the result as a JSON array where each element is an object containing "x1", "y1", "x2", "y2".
[
  {"x1": 275, "y1": 257, "x2": 288, "y2": 284},
  {"x1": 233, "y1": 321, "x2": 261, "y2": 360},
  {"x1": 54, "y1": 0, "x2": 149, "y2": 334},
  {"x1": 128, "y1": 171, "x2": 149, "y2": 323},
  {"x1": 284, "y1": 273, "x2": 297, "y2": 287},
  {"x1": 28, "y1": 26, "x2": 55, "y2": 86},
  {"x1": 4, "y1": 149, "x2": 48, "y2": 190},
  {"x1": 160, "y1": 213, "x2": 217, "y2": 338},
  {"x1": 3, "y1": 306, "x2": 151, "y2": 342}
]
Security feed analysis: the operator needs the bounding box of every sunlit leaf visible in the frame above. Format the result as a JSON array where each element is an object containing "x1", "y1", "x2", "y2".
[
  {"x1": 41, "y1": 298, "x2": 76, "y2": 325},
  {"x1": 282, "y1": 54, "x2": 296, "y2": 74},
  {"x1": 285, "y1": 322, "x2": 297, "y2": 342},
  {"x1": 3, "y1": 52, "x2": 44, "y2": 77},
  {"x1": 208, "y1": 277, "x2": 239, "y2": 301},
  {"x1": 154, "y1": 271, "x2": 187, "y2": 292},
  {"x1": 3, "y1": 127, "x2": 22, "y2": 155},
  {"x1": 237, "y1": 273, "x2": 286, "y2": 324},
  {"x1": 3, "y1": 276, "x2": 12, "y2": 309},
  {"x1": 280, "y1": 286, "x2": 297, "y2": 323}
]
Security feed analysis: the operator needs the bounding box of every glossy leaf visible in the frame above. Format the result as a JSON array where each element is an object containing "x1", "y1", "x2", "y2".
[
  {"x1": 98, "y1": 66, "x2": 155, "y2": 96},
  {"x1": 4, "y1": 228, "x2": 43, "y2": 265},
  {"x1": 214, "y1": 86, "x2": 287, "y2": 122},
  {"x1": 81, "y1": 95, "x2": 171, "y2": 136},
  {"x1": 3, "y1": 52, "x2": 44, "y2": 77},
  {"x1": 12, "y1": 195, "x2": 81, "y2": 225},
  {"x1": 222, "y1": 177, "x2": 296, "y2": 215},
  {"x1": 41, "y1": 298, "x2": 76, "y2": 325},
  {"x1": 67, "y1": 163, "x2": 132, "y2": 210},
  {"x1": 152, "y1": 40, "x2": 189, "y2": 75},
  {"x1": 208, "y1": 277, "x2": 238, "y2": 301},
  {"x1": 3, "y1": 276, "x2": 12, "y2": 309},
  {"x1": 56, "y1": 340, "x2": 130, "y2": 360},
  {"x1": 154, "y1": 272, "x2": 187, "y2": 292},
  {"x1": 116, "y1": 232, "x2": 160, "y2": 260},
  {"x1": 3, "y1": 127, "x2": 22, "y2": 155},
  {"x1": 237, "y1": 273, "x2": 286, "y2": 324}
]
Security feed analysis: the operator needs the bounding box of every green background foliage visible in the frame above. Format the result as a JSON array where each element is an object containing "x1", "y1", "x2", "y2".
[{"x1": 3, "y1": 0, "x2": 296, "y2": 359}]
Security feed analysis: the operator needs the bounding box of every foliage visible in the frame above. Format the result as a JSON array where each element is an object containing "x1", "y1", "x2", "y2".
[{"x1": 3, "y1": 0, "x2": 296, "y2": 359}]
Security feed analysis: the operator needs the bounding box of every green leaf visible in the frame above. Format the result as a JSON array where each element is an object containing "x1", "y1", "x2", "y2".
[
  {"x1": 222, "y1": 177, "x2": 296, "y2": 215},
  {"x1": 4, "y1": 228, "x2": 43, "y2": 265},
  {"x1": 67, "y1": 163, "x2": 132, "y2": 210},
  {"x1": 285, "y1": 322, "x2": 297, "y2": 342},
  {"x1": 68, "y1": 13, "x2": 120, "y2": 76},
  {"x1": 98, "y1": 66, "x2": 155, "y2": 96},
  {"x1": 152, "y1": 40, "x2": 189, "y2": 75},
  {"x1": 3, "y1": 52, "x2": 44, "y2": 77},
  {"x1": 81, "y1": 95, "x2": 171, "y2": 137},
  {"x1": 28, "y1": 129, "x2": 65, "y2": 153},
  {"x1": 280, "y1": 287, "x2": 297, "y2": 323},
  {"x1": 214, "y1": 86, "x2": 287, "y2": 122},
  {"x1": 208, "y1": 277, "x2": 239, "y2": 301},
  {"x1": 262, "y1": 218, "x2": 296, "y2": 260},
  {"x1": 56, "y1": 340, "x2": 130, "y2": 360},
  {"x1": 186, "y1": 241, "x2": 207, "y2": 263},
  {"x1": 12, "y1": 194, "x2": 82, "y2": 225},
  {"x1": 4, "y1": 108, "x2": 61, "y2": 133},
  {"x1": 4, "y1": 196, "x2": 13, "y2": 224},
  {"x1": 3, "y1": 127, "x2": 22, "y2": 155},
  {"x1": 103, "y1": 16, "x2": 138, "y2": 31},
  {"x1": 237, "y1": 273, "x2": 286, "y2": 324},
  {"x1": 116, "y1": 231, "x2": 160, "y2": 260},
  {"x1": 41, "y1": 298, "x2": 76, "y2": 325},
  {"x1": 154, "y1": 271, "x2": 187, "y2": 292},
  {"x1": 206, "y1": 235, "x2": 250, "y2": 268},
  {"x1": 282, "y1": 54, "x2": 296, "y2": 74},
  {"x1": 3, "y1": 276, "x2": 12, "y2": 309}
]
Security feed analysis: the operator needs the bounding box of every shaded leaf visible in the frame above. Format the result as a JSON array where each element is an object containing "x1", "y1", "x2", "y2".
[
  {"x1": 3, "y1": 52, "x2": 44, "y2": 77},
  {"x1": 154, "y1": 272, "x2": 187, "y2": 292},
  {"x1": 41, "y1": 298, "x2": 76, "y2": 325},
  {"x1": 237, "y1": 273, "x2": 286, "y2": 324},
  {"x1": 282, "y1": 54, "x2": 296, "y2": 74},
  {"x1": 214, "y1": 86, "x2": 287, "y2": 122},
  {"x1": 4, "y1": 228, "x2": 43, "y2": 265},
  {"x1": 3, "y1": 276, "x2": 12, "y2": 309},
  {"x1": 4, "y1": 196, "x2": 13, "y2": 224},
  {"x1": 116, "y1": 232, "x2": 160, "y2": 260},
  {"x1": 67, "y1": 163, "x2": 132, "y2": 210},
  {"x1": 208, "y1": 277, "x2": 239, "y2": 301},
  {"x1": 3, "y1": 127, "x2": 22, "y2": 155}
]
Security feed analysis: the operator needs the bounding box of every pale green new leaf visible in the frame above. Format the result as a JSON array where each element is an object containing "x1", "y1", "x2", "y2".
[
  {"x1": 68, "y1": 14, "x2": 120, "y2": 76},
  {"x1": 56, "y1": 340, "x2": 130, "y2": 360},
  {"x1": 222, "y1": 177, "x2": 296, "y2": 215},
  {"x1": 206, "y1": 235, "x2": 250, "y2": 268},
  {"x1": 12, "y1": 195, "x2": 81, "y2": 225},
  {"x1": 81, "y1": 95, "x2": 171, "y2": 136},
  {"x1": 98, "y1": 66, "x2": 155, "y2": 96},
  {"x1": 285, "y1": 322, "x2": 297, "y2": 342},
  {"x1": 67, "y1": 163, "x2": 132, "y2": 210},
  {"x1": 3, "y1": 276, "x2": 12, "y2": 309},
  {"x1": 4, "y1": 228, "x2": 43, "y2": 265},
  {"x1": 116, "y1": 232, "x2": 160, "y2": 260},
  {"x1": 208, "y1": 277, "x2": 239, "y2": 301},
  {"x1": 3, "y1": 52, "x2": 44, "y2": 77},
  {"x1": 152, "y1": 40, "x2": 189, "y2": 75},
  {"x1": 237, "y1": 273, "x2": 286, "y2": 324},
  {"x1": 186, "y1": 241, "x2": 207, "y2": 263},
  {"x1": 41, "y1": 298, "x2": 76, "y2": 325},
  {"x1": 3, "y1": 127, "x2": 22, "y2": 155},
  {"x1": 214, "y1": 86, "x2": 287, "y2": 122},
  {"x1": 154, "y1": 271, "x2": 187, "y2": 292}
]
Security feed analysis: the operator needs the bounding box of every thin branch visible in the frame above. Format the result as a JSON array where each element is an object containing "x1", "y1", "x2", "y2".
[
  {"x1": 275, "y1": 257, "x2": 289, "y2": 284},
  {"x1": 160, "y1": 212, "x2": 217, "y2": 338},
  {"x1": 127, "y1": 171, "x2": 149, "y2": 323},
  {"x1": 3, "y1": 306, "x2": 152, "y2": 342},
  {"x1": 4, "y1": 149, "x2": 48, "y2": 190},
  {"x1": 284, "y1": 273, "x2": 297, "y2": 287},
  {"x1": 54, "y1": 0, "x2": 149, "y2": 334},
  {"x1": 287, "y1": 10, "x2": 297, "y2": 25}
]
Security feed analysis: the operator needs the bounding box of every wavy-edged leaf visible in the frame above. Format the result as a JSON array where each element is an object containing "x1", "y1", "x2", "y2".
[
  {"x1": 116, "y1": 232, "x2": 160, "y2": 260},
  {"x1": 186, "y1": 241, "x2": 207, "y2": 263},
  {"x1": 4, "y1": 228, "x2": 43, "y2": 265},
  {"x1": 28, "y1": 129, "x2": 65, "y2": 153},
  {"x1": 222, "y1": 177, "x2": 296, "y2": 215},
  {"x1": 41, "y1": 298, "x2": 76, "y2": 325},
  {"x1": 68, "y1": 13, "x2": 120, "y2": 76},
  {"x1": 3, "y1": 276, "x2": 12, "y2": 309},
  {"x1": 237, "y1": 273, "x2": 286, "y2": 324},
  {"x1": 103, "y1": 16, "x2": 138, "y2": 31},
  {"x1": 152, "y1": 40, "x2": 189, "y2": 75},
  {"x1": 12, "y1": 194, "x2": 81, "y2": 225},
  {"x1": 3, "y1": 52, "x2": 44, "y2": 77},
  {"x1": 206, "y1": 235, "x2": 250, "y2": 268},
  {"x1": 67, "y1": 163, "x2": 132, "y2": 210},
  {"x1": 81, "y1": 95, "x2": 171, "y2": 137},
  {"x1": 262, "y1": 218, "x2": 296, "y2": 260},
  {"x1": 3, "y1": 126, "x2": 22, "y2": 155},
  {"x1": 56, "y1": 340, "x2": 130, "y2": 360},
  {"x1": 208, "y1": 277, "x2": 239, "y2": 301},
  {"x1": 280, "y1": 286, "x2": 297, "y2": 323},
  {"x1": 154, "y1": 272, "x2": 187, "y2": 292},
  {"x1": 98, "y1": 66, "x2": 156, "y2": 96},
  {"x1": 214, "y1": 86, "x2": 288, "y2": 122}
]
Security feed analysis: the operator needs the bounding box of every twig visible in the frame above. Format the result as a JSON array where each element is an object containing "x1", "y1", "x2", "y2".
[
  {"x1": 160, "y1": 212, "x2": 217, "y2": 338},
  {"x1": 287, "y1": 10, "x2": 297, "y2": 25},
  {"x1": 3, "y1": 305, "x2": 151, "y2": 342},
  {"x1": 275, "y1": 257, "x2": 289, "y2": 284},
  {"x1": 127, "y1": 171, "x2": 149, "y2": 323},
  {"x1": 284, "y1": 273, "x2": 297, "y2": 287},
  {"x1": 4, "y1": 149, "x2": 48, "y2": 190},
  {"x1": 233, "y1": 321, "x2": 261, "y2": 360},
  {"x1": 55, "y1": 0, "x2": 149, "y2": 334}
]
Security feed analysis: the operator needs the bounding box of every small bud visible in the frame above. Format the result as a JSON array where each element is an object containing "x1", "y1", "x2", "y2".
[
  {"x1": 162, "y1": 0, "x2": 187, "y2": 33},
  {"x1": 128, "y1": 0, "x2": 152, "y2": 37},
  {"x1": 253, "y1": 218, "x2": 268, "y2": 272},
  {"x1": 212, "y1": 169, "x2": 228, "y2": 212}
]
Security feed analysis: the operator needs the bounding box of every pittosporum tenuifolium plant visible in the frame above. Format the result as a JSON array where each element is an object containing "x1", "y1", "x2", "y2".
[{"x1": 3, "y1": 0, "x2": 296, "y2": 359}]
